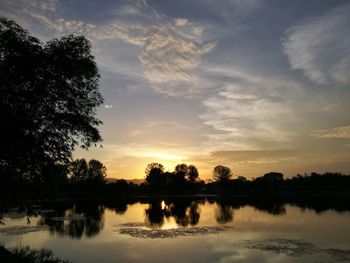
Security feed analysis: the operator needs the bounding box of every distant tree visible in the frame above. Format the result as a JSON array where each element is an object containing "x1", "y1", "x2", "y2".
[
  {"x1": 145, "y1": 163, "x2": 165, "y2": 189},
  {"x1": 212, "y1": 165, "x2": 233, "y2": 183},
  {"x1": 261, "y1": 172, "x2": 284, "y2": 182},
  {"x1": 69, "y1": 158, "x2": 106, "y2": 186},
  {"x1": 0, "y1": 17, "x2": 103, "y2": 183},
  {"x1": 69, "y1": 159, "x2": 88, "y2": 182},
  {"x1": 237, "y1": 176, "x2": 247, "y2": 182},
  {"x1": 175, "y1": 163, "x2": 188, "y2": 175},
  {"x1": 172, "y1": 163, "x2": 189, "y2": 191},
  {"x1": 187, "y1": 165, "x2": 199, "y2": 184},
  {"x1": 87, "y1": 159, "x2": 106, "y2": 184}
]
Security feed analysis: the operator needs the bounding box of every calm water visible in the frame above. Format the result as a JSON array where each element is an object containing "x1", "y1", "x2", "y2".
[{"x1": 1, "y1": 198, "x2": 350, "y2": 262}]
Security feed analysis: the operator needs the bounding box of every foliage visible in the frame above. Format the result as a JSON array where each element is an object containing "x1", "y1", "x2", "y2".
[
  {"x1": 188, "y1": 165, "x2": 199, "y2": 184},
  {"x1": 144, "y1": 163, "x2": 201, "y2": 193},
  {"x1": 69, "y1": 158, "x2": 106, "y2": 191},
  {"x1": 212, "y1": 165, "x2": 233, "y2": 183},
  {"x1": 69, "y1": 159, "x2": 88, "y2": 182},
  {"x1": 0, "y1": 17, "x2": 103, "y2": 183},
  {"x1": 0, "y1": 245, "x2": 72, "y2": 263},
  {"x1": 145, "y1": 163, "x2": 166, "y2": 188}
]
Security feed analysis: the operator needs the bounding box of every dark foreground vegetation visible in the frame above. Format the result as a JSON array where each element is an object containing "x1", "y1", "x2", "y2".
[{"x1": 0, "y1": 245, "x2": 72, "y2": 263}]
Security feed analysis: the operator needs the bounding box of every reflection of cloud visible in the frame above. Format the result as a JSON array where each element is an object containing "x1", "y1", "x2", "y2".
[
  {"x1": 0, "y1": 226, "x2": 46, "y2": 235},
  {"x1": 283, "y1": 3, "x2": 350, "y2": 85},
  {"x1": 311, "y1": 125, "x2": 350, "y2": 139},
  {"x1": 245, "y1": 239, "x2": 350, "y2": 261}
]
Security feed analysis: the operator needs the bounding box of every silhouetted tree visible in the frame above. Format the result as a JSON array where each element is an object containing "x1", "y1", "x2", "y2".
[
  {"x1": 69, "y1": 159, "x2": 88, "y2": 182},
  {"x1": 0, "y1": 17, "x2": 103, "y2": 186},
  {"x1": 261, "y1": 172, "x2": 284, "y2": 182},
  {"x1": 175, "y1": 163, "x2": 188, "y2": 175},
  {"x1": 87, "y1": 159, "x2": 106, "y2": 184},
  {"x1": 187, "y1": 165, "x2": 199, "y2": 184},
  {"x1": 172, "y1": 164, "x2": 188, "y2": 192},
  {"x1": 212, "y1": 165, "x2": 232, "y2": 183},
  {"x1": 145, "y1": 163, "x2": 166, "y2": 191}
]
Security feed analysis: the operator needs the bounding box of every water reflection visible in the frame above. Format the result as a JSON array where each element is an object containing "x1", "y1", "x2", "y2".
[
  {"x1": 38, "y1": 203, "x2": 105, "y2": 239},
  {"x1": 4, "y1": 196, "x2": 350, "y2": 239},
  {"x1": 215, "y1": 202, "x2": 234, "y2": 224},
  {"x1": 145, "y1": 200, "x2": 202, "y2": 227}
]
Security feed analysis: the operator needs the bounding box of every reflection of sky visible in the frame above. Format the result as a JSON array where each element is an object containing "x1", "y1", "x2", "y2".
[
  {"x1": 1, "y1": 202, "x2": 350, "y2": 262},
  {"x1": 1, "y1": 0, "x2": 350, "y2": 179}
]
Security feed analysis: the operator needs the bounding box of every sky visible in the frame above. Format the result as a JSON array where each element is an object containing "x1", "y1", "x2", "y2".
[{"x1": 1, "y1": 0, "x2": 350, "y2": 180}]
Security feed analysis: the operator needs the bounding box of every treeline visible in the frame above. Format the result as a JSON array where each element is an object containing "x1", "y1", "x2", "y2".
[
  {"x1": 0, "y1": 158, "x2": 107, "y2": 203},
  {"x1": 206, "y1": 171, "x2": 350, "y2": 194},
  {"x1": 133, "y1": 163, "x2": 350, "y2": 195},
  {"x1": 2, "y1": 160, "x2": 350, "y2": 203}
]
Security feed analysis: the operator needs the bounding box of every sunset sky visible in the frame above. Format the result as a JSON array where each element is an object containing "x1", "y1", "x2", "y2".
[{"x1": 2, "y1": 0, "x2": 350, "y2": 180}]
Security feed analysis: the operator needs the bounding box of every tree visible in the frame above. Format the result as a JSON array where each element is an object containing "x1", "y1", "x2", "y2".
[
  {"x1": 87, "y1": 159, "x2": 106, "y2": 183},
  {"x1": 212, "y1": 165, "x2": 232, "y2": 183},
  {"x1": 69, "y1": 159, "x2": 106, "y2": 184},
  {"x1": 69, "y1": 159, "x2": 88, "y2": 182},
  {"x1": 262, "y1": 172, "x2": 284, "y2": 182},
  {"x1": 0, "y1": 17, "x2": 103, "y2": 183},
  {"x1": 175, "y1": 163, "x2": 188, "y2": 175},
  {"x1": 145, "y1": 163, "x2": 165, "y2": 188},
  {"x1": 187, "y1": 165, "x2": 199, "y2": 184}
]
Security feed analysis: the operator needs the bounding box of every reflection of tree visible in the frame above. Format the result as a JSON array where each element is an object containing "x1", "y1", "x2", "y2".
[
  {"x1": 113, "y1": 201, "x2": 128, "y2": 215},
  {"x1": 144, "y1": 200, "x2": 201, "y2": 228},
  {"x1": 215, "y1": 202, "x2": 234, "y2": 224},
  {"x1": 39, "y1": 204, "x2": 105, "y2": 239},
  {"x1": 145, "y1": 201, "x2": 164, "y2": 228},
  {"x1": 252, "y1": 201, "x2": 286, "y2": 216},
  {"x1": 188, "y1": 202, "x2": 200, "y2": 225}
]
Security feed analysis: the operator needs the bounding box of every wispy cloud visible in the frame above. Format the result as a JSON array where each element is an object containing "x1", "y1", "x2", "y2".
[
  {"x1": 5, "y1": 0, "x2": 215, "y2": 97},
  {"x1": 283, "y1": 3, "x2": 350, "y2": 86},
  {"x1": 174, "y1": 18, "x2": 189, "y2": 27},
  {"x1": 199, "y1": 66, "x2": 301, "y2": 150},
  {"x1": 311, "y1": 125, "x2": 350, "y2": 139}
]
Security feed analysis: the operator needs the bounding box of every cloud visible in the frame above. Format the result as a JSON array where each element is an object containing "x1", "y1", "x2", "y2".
[
  {"x1": 20, "y1": 0, "x2": 58, "y2": 12},
  {"x1": 104, "y1": 105, "x2": 114, "y2": 109},
  {"x1": 7, "y1": 0, "x2": 215, "y2": 97},
  {"x1": 199, "y1": 66, "x2": 301, "y2": 150},
  {"x1": 283, "y1": 3, "x2": 350, "y2": 85},
  {"x1": 311, "y1": 125, "x2": 350, "y2": 139},
  {"x1": 174, "y1": 18, "x2": 188, "y2": 26}
]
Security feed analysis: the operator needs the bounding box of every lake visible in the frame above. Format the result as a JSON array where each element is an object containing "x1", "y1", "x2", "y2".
[{"x1": 1, "y1": 197, "x2": 350, "y2": 262}]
